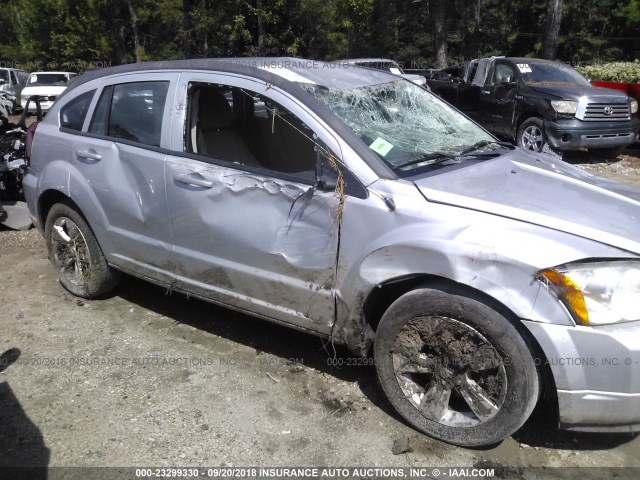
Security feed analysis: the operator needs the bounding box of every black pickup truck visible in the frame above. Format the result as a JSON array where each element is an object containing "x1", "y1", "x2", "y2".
[{"x1": 426, "y1": 57, "x2": 640, "y2": 157}]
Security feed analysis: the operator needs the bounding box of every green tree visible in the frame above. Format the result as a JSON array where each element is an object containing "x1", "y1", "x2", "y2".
[
  {"x1": 0, "y1": 0, "x2": 637, "y2": 72},
  {"x1": 541, "y1": 0, "x2": 564, "y2": 59}
]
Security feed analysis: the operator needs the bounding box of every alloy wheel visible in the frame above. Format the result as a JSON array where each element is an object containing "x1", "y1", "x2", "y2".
[
  {"x1": 521, "y1": 125, "x2": 544, "y2": 151},
  {"x1": 392, "y1": 315, "x2": 507, "y2": 427}
]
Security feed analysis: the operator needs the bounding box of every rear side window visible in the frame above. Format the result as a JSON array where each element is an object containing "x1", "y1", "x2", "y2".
[
  {"x1": 88, "y1": 81, "x2": 169, "y2": 147},
  {"x1": 60, "y1": 90, "x2": 95, "y2": 131}
]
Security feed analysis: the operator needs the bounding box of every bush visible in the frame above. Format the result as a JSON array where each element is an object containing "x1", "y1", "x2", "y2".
[{"x1": 576, "y1": 60, "x2": 640, "y2": 83}]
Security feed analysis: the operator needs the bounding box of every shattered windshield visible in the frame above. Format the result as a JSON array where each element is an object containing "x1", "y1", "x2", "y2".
[
  {"x1": 301, "y1": 80, "x2": 494, "y2": 171},
  {"x1": 518, "y1": 62, "x2": 590, "y2": 86}
]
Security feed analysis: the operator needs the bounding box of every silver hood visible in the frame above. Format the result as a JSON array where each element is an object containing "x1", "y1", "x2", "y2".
[{"x1": 414, "y1": 150, "x2": 640, "y2": 255}]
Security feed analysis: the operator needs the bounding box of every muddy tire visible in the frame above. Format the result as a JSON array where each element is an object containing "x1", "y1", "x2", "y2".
[
  {"x1": 45, "y1": 202, "x2": 120, "y2": 298},
  {"x1": 517, "y1": 117, "x2": 548, "y2": 152},
  {"x1": 374, "y1": 287, "x2": 539, "y2": 447}
]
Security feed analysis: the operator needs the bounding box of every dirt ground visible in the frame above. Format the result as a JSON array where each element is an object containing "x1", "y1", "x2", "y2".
[{"x1": 2, "y1": 148, "x2": 640, "y2": 478}]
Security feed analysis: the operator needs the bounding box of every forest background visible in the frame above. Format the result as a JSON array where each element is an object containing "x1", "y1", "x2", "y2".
[{"x1": 0, "y1": 0, "x2": 638, "y2": 77}]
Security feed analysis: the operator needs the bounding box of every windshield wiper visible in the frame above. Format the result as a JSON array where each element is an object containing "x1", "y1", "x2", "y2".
[
  {"x1": 459, "y1": 140, "x2": 514, "y2": 155},
  {"x1": 393, "y1": 141, "x2": 514, "y2": 171},
  {"x1": 392, "y1": 152, "x2": 461, "y2": 170}
]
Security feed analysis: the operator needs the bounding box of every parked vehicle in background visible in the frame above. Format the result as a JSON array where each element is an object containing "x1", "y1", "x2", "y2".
[
  {"x1": 24, "y1": 58, "x2": 640, "y2": 447},
  {"x1": 592, "y1": 80, "x2": 640, "y2": 106},
  {"x1": 342, "y1": 58, "x2": 428, "y2": 87},
  {"x1": 0, "y1": 67, "x2": 29, "y2": 114},
  {"x1": 426, "y1": 57, "x2": 640, "y2": 157},
  {"x1": 0, "y1": 96, "x2": 41, "y2": 230},
  {"x1": 0, "y1": 93, "x2": 15, "y2": 126},
  {"x1": 21, "y1": 71, "x2": 77, "y2": 113}
]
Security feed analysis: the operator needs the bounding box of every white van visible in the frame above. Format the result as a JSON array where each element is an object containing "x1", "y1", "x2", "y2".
[{"x1": 20, "y1": 71, "x2": 77, "y2": 113}]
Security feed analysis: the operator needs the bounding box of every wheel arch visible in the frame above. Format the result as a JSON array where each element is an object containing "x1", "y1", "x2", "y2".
[
  {"x1": 38, "y1": 189, "x2": 75, "y2": 227},
  {"x1": 362, "y1": 273, "x2": 558, "y2": 420},
  {"x1": 38, "y1": 189, "x2": 111, "y2": 265},
  {"x1": 36, "y1": 160, "x2": 115, "y2": 258},
  {"x1": 515, "y1": 111, "x2": 543, "y2": 134}
]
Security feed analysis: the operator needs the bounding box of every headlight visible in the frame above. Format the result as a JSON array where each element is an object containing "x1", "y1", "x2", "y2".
[
  {"x1": 550, "y1": 100, "x2": 578, "y2": 115},
  {"x1": 538, "y1": 260, "x2": 640, "y2": 325},
  {"x1": 631, "y1": 99, "x2": 638, "y2": 114}
]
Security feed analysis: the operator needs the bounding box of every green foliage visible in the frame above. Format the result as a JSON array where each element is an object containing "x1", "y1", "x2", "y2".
[
  {"x1": 617, "y1": 0, "x2": 640, "y2": 25},
  {"x1": 0, "y1": 0, "x2": 638, "y2": 70},
  {"x1": 577, "y1": 60, "x2": 640, "y2": 82}
]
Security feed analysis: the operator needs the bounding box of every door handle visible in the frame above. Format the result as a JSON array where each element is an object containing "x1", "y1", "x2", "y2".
[
  {"x1": 173, "y1": 173, "x2": 213, "y2": 189},
  {"x1": 481, "y1": 90, "x2": 491, "y2": 95},
  {"x1": 76, "y1": 150, "x2": 102, "y2": 161}
]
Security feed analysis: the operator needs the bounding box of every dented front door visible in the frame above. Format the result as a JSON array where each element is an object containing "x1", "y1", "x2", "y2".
[{"x1": 164, "y1": 158, "x2": 340, "y2": 330}]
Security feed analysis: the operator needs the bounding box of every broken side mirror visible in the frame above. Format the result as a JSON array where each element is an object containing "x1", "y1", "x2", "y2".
[{"x1": 314, "y1": 146, "x2": 339, "y2": 191}]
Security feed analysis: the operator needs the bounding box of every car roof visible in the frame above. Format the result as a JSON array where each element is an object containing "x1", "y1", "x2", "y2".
[
  {"x1": 501, "y1": 57, "x2": 570, "y2": 66},
  {"x1": 65, "y1": 57, "x2": 399, "y2": 93},
  {"x1": 61, "y1": 57, "x2": 399, "y2": 181}
]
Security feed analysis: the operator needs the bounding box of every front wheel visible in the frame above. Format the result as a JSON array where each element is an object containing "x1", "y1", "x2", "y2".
[
  {"x1": 517, "y1": 117, "x2": 548, "y2": 152},
  {"x1": 374, "y1": 287, "x2": 539, "y2": 447},
  {"x1": 45, "y1": 202, "x2": 120, "y2": 298}
]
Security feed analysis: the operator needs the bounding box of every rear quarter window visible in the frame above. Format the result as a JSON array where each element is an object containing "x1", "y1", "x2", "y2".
[{"x1": 60, "y1": 90, "x2": 96, "y2": 131}]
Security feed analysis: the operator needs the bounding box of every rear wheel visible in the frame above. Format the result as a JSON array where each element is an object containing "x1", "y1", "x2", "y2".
[
  {"x1": 45, "y1": 202, "x2": 120, "y2": 298},
  {"x1": 374, "y1": 287, "x2": 539, "y2": 446}
]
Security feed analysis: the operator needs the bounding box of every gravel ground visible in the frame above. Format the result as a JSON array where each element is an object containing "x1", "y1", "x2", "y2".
[
  {"x1": 571, "y1": 151, "x2": 640, "y2": 188},
  {"x1": 1, "y1": 149, "x2": 640, "y2": 479}
]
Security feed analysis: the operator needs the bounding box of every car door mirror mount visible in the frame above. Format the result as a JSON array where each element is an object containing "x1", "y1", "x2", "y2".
[{"x1": 314, "y1": 148, "x2": 338, "y2": 191}]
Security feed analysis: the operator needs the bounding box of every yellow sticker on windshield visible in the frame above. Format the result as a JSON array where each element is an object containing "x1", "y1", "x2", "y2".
[{"x1": 370, "y1": 137, "x2": 394, "y2": 156}]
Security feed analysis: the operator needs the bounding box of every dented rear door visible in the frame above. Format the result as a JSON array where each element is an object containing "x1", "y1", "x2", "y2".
[{"x1": 71, "y1": 73, "x2": 178, "y2": 283}]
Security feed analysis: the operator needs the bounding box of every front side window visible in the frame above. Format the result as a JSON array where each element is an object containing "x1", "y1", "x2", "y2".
[
  {"x1": 185, "y1": 82, "x2": 318, "y2": 177},
  {"x1": 490, "y1": 63, "x2": 516, "y2": 85},
  {"x1": 60, "y1": 90, "x2": 95, "y2": 131},
  {"x1": 88, "y1": 81, "x2": 169, "y2": 147}
]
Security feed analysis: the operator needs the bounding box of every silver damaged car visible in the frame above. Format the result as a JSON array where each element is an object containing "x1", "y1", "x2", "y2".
[{"x1": 23, "y1": 58, "x2": 640, "y2": 447}]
